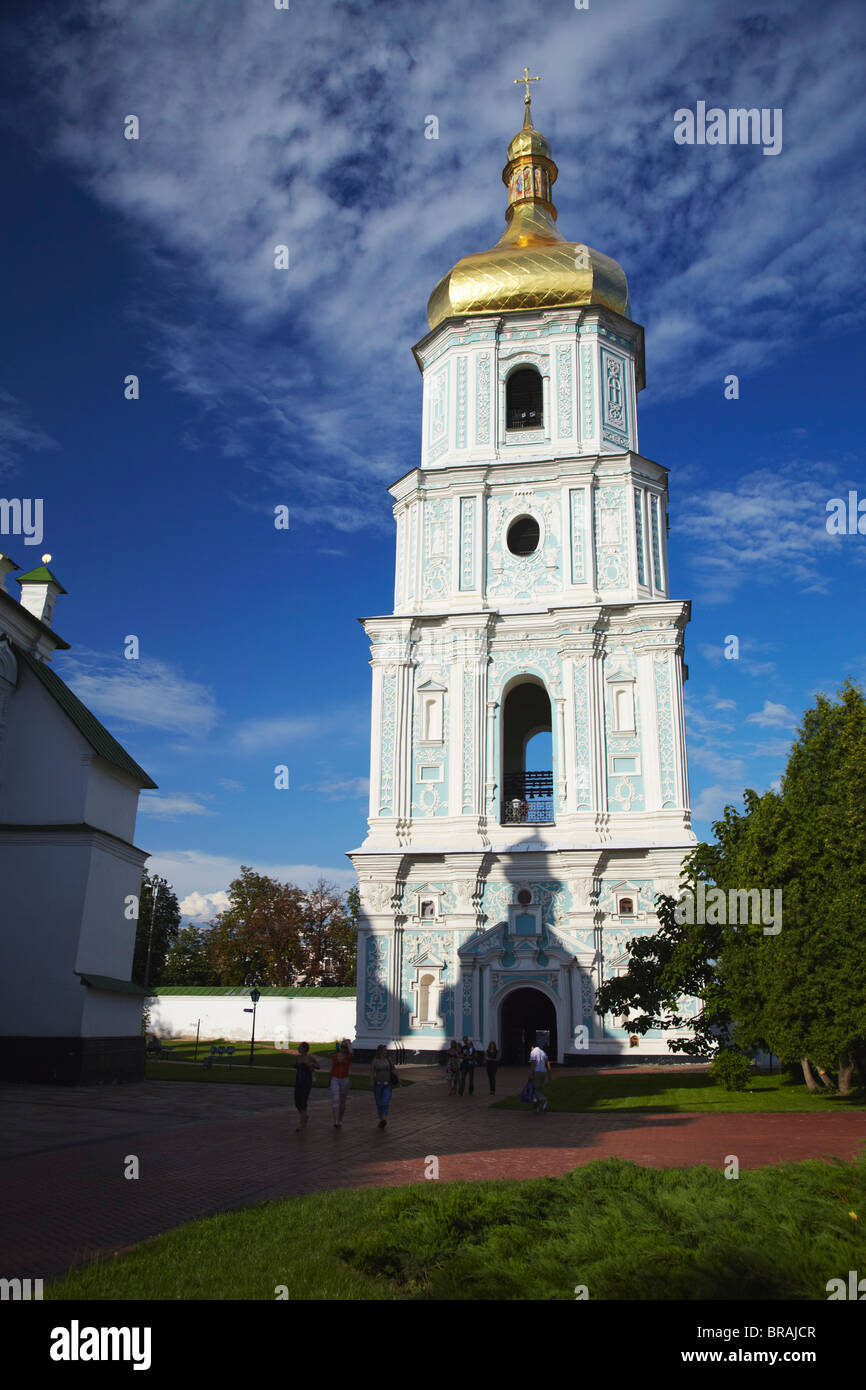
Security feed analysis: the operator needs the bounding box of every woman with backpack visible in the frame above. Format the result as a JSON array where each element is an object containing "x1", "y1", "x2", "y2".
[{"x1": 370, "y1": 1044, "x2": 397, "y2": 1129}]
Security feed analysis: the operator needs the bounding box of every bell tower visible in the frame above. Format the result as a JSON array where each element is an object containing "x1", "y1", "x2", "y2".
[{"x1": 348, "y1": 80, "x2": 696, "y2": 1064}]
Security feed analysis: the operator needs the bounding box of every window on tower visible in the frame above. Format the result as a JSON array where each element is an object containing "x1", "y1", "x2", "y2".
[
  {"x1": 507, "y1": 515, "x2": 540, "y2": 556},
  {"x1": 506, "y1": 368, "x2": 543, "y2": 430}
]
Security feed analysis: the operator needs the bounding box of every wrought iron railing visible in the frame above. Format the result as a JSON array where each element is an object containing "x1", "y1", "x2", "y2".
[{"x1": 501, "y1": 771, "x2": 554, "y2": 824}]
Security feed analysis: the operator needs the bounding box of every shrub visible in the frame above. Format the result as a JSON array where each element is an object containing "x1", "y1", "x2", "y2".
[{"x1": 710, "y1": 1049, "x2": 754, "y2": 1091}]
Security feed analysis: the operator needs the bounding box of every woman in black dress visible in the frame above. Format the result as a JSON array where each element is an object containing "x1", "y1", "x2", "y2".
[
  {"x1": 294, "y1": 1042, "x2": 320, "y2": 1130},
  {"x1": 485, "y1": 1041, "x2": 500, "y2": 1095}
]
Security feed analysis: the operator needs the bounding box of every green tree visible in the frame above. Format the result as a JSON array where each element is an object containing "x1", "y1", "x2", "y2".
[
  {"x1": 132, "y1": 873, "x2": 181, "y2": 986},
  {"x1": 597, "y1": 681, "x2": 866, "y2": 1093},
  {"x1": 161, "y1": 925, "x2": 218, "y2": 986},
  {"x1": 298, "y1": 880, "x2": 358, "y2": 985},
  {"x1": 206, "y1": 866, "x2": 305, "y2": 985}
]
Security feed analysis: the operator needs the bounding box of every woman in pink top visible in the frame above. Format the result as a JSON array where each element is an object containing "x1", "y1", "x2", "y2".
[{"x1": 329, "y1": 1039, "x2": 353, "y2": 1127}]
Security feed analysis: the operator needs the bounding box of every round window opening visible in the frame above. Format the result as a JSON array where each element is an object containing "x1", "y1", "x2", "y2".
[
  {"x1": 507, "y1": 515, "x2": 540, "y2": 557},
  {"x1": 517, "y1": 889, "x2": 532, "y2": 906}
]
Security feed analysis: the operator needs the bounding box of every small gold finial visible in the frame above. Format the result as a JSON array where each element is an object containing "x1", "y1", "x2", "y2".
[{"x1": 514, "y1": 66, "x2": 541, "y2": 106}]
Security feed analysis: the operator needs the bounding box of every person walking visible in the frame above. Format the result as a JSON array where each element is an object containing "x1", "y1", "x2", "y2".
[
  {"x1": 458, "y1": 1036, "x2": 477, "y2": 1096},
  {"x1": 528, "y1": 1041, "x2": 551, "y2": 1112},
  {"x1": 329, "y1": 1038, "x2": 353, "y2": 1127},
  {"x1": 293, "y1": 1042, "x2": 320, "y2": 1130},
  {"x1": 444, "y1": 1040, "x2": 460, "y2": 1096},
  {"x1": 370, "y1": 1044, "x2": 395, "y2": 1128},
  {"x1": 485, "y1": 1041, "x2": 500, "y2": 1095}
]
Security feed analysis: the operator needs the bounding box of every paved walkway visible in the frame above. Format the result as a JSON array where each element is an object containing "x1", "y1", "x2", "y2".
[{"x1": 2, "y1": 1067, "x2": 864, "y2": 1279}]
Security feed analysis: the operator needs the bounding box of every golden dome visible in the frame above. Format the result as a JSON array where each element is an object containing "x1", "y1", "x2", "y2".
[{"x1": 427, "y1": 97, "x2": 630, "y2": 331}]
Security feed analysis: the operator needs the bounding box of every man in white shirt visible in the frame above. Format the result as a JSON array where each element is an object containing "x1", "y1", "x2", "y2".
[{"x1": 528, "y1": 1043, "x2": 551, "y2": 1112}]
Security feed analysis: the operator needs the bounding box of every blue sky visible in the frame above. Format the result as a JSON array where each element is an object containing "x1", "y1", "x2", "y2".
[{"x1": 1, "y1": 0, "x2": 863, "y2": 920}]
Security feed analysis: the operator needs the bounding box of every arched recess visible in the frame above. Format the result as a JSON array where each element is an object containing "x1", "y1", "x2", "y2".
[
  {"x1": 506, "y1": 366, "x2": 543, "y2": 431},
  {"x1": 496, "y1": 983, "x2": 560, "y2": 1063},
  {"x1": 499, "y1": 674, "x2": 554, "y2": 825}
]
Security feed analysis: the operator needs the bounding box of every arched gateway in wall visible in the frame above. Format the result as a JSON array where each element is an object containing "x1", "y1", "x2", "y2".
[{"x1": 348, "y1": 84, "x2": 696, "y2": 1066}]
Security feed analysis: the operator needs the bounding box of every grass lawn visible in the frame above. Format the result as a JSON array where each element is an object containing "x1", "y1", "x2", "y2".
[
  {"x1": 494, "y1": 1070, "x2": 866, "y2": 1113},
  {"x1": 144, "y1": 1038, "x2": 398, "y2": 1091},
  {"x1": 47, "y1": 1155, "x2": 866, "y2": 1301}
]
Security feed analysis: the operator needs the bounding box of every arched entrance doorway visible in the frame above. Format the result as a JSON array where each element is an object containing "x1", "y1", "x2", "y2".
[{"x1": 499, "y1": 987, "x2": 557, "y2": 1064}]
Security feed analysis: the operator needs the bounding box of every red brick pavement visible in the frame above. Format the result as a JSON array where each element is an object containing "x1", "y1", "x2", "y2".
[{"x1": 1, "y1": 1068, "x2": 864, "y2": 1280}]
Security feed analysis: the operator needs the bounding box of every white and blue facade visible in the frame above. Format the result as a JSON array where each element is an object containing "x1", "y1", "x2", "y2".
[{"x1": 348, "y1": 231, "x2": 697, "y2": 1067}]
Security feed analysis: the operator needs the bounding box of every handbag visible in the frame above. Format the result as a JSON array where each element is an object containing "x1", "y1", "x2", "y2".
[
  {"x1": 520, "y1": 1080, "x2": 534, "y2": 1103},
  {"x1": 389, "y1": 1065, "x2": 399, "y2": 1088}
]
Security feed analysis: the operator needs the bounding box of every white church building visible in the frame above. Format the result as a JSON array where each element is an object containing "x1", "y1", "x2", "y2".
[
  {"x1": 349, "y1": 85, "x2": 697, "y2": 1064},
  {"x1": 0, "y1": 553, "x2": 155, "y2": 1083}
]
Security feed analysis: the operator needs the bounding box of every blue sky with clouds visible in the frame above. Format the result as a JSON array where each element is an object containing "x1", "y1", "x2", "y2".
[{"x1": 1, "y1": 0, "x2": 863, "y2": 920}]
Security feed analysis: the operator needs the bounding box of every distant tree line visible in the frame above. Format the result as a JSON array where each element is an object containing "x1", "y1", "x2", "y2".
[{"x1": 132, "y1": 866, "x2": 358, "y2": 988}]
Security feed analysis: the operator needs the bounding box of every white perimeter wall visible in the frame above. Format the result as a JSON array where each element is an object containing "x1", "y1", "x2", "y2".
[{"x1": 148, "y1": 994, "x2": 357, "y2": 1045}]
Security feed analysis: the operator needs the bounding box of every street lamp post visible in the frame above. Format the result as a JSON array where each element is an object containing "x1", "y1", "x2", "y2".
[{"x1": 244, "y1": 988, "x2": 261, "y2": 1065}]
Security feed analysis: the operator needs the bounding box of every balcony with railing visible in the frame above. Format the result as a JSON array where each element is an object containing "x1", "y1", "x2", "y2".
[{"x1": 501, "y1": 770, "x2": 554, "y2": 825}]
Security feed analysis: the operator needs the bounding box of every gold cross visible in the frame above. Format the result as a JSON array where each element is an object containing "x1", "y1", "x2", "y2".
[{"x1": 514, "y1": 66, "x2": 541, "y2": 104}]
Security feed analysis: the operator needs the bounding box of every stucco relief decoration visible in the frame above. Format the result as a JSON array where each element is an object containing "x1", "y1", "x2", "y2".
[
  {"x1": 488, "y1": 646, "x2": 562, "y2": 702},
  {"x1": 573, "y1": 658, "x2": 592, "y2": 809},
  {"x1": 429, "y1": 367, "x2": 447, "y2": 446},
  {"x1": 486, "y1": 492, "x2": 560, "y2": 602},
  {"x1": 571, "y1": 877, "x2": 599, "y2": 912},
  {"x1": 605, "y1": 356, "x2": 625, "y2": 427},
  {"x1": 364, "y1": 936, "x2": 389, "y2": 1030},
  {"x1": 407, "y1": 506, "x2": 418, "y2": 600},
  {"x1": 378, "y1": 670, "x2": 396, "y2": 814},
  {"x1": 423, "y1": 498, "x2": 452, "y2": 599},
  {"x1": 581, "y1": 341, "x2": 594, "y2": 439},
  {"x1": 459, "y1": 496, "x2": 474, "y2": 591},
  {"x1": 654, "y1": 656, "x2": 677, "y2": 807},
  {"x1": 401, "y1": 930, "x2": 453, "y2": 1024},
  {"x1": 594, "y1": 486, "x2": 629, "y2": 588},
  {"x1": 412, "y1": 689, "x2": 449, "y2": 818},
  {"x1": 360, "y1": 880, "x2": 396, "y2": 915},
  {"x1": 557, "y1": 344, "x2": 574, "y2": 437},
  {"x1": 476, "y1": 352, "x2": 491, "y2": 445},
  {"x1": 580, "y1": 972, "x2": 595, "y2": 1021},
  {"x1": 634, "y1": 489, "x2": 646, "y2": 585},
  {"x1": 461, "y1": 678, "x2": 474, "y2": 814},
  {"x1": 461, "y1": 970, "x2": 473, "y2": 1017},
  {"x1": 569, "y1": 489, "x2": 585, "y2": 584},
  {"x1": 456, "y1": 354, "x2": 468, "y2": 449}
]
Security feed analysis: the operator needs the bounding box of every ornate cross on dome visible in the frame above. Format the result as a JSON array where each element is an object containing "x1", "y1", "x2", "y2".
[{"x1": 514, "y1": 66, "x2": 541, "y2": 105}]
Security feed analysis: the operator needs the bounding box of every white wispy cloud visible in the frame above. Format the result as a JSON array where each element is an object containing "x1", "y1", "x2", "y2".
[
  {"x1": 6, "y1": 0, "x2": 861, "y2": 525},
  {"x1": 0, "y1": 389, "x2": 59, "y2": 476},
  {"x1": 145, "y1": 848, "x2": 357, "y2": 921},
  {"x1": 234, "y1": 715, "x2": 326, "y2": 753},
  {"x1": 698, "y1": 639, "x2": 777, "y2": 679},
  {"x1": 58, "y1": 651, "x2": 219, "y2": 736},
  {"x1": 317, "y1": 775, "x2": 370, "y2": 801},
  {"x1": 746, "y1": 700, "x2": 797, "y2": 728},
  {"x1": 139, "y1": 792, "x2": 217, "y2": 820},
  {"x1": 676, "y1": 461, "x2": 855, "y2": 602}
]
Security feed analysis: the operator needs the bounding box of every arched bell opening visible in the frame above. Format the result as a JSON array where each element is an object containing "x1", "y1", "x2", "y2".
[
  {"x1": 500, "y1": 678, "x2": 554, "y2": 825},
  {"x1": 506, "y1": 367, "x2": 543, "y2": 431}
]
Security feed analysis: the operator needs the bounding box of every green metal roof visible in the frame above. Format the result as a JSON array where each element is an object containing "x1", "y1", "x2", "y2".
[
  {"x1": 76, "y1": 971, "x2": 150, "y2": 996},
  {"x1": 15, "y1": 645, "x2": 157, "y2": 789},
  {"x1": 150, "y1": 986, "x2": 356, "y2": 997},
  {"x1": 16, "y1": 564, "x2": 67, "y2": 592}
]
